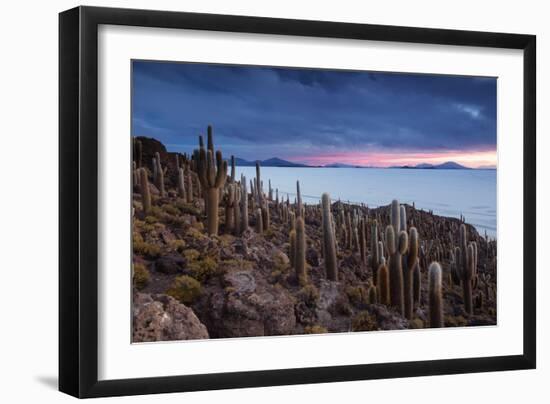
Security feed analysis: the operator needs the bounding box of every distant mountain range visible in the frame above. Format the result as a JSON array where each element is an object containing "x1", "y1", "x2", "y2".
[
  {"x1": 391, "y1": 161, "x2": 471, "y2": 170},
  {"x1": 233, "y1": 157, "x2": 475, "y2": 170},
  {"x1": 233, "y1": 157, "x2": 309, "y2": 167}
]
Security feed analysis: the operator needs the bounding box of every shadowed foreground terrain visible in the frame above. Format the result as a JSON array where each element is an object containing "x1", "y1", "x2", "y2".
[{"x1": 131, "y1": 128, "x2": 497, "y2": 342}]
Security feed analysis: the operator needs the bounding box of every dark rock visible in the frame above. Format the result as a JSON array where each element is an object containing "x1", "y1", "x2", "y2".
[{"x1": 155, "y1": 254, "x2": 186, "y2": 274}]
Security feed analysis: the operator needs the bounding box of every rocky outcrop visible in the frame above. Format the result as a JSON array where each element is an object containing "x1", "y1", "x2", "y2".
[
  {"x1": 133, "y1": 292, "x2": 209, "y2": 342},
  {"x1": 197, "y1": 269, "x2": 296, "y2": 338}
]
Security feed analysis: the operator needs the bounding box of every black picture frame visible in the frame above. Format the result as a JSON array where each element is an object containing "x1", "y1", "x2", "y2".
[{"x1": 59, "y1": 5, "x2": 536, "y2": 398}]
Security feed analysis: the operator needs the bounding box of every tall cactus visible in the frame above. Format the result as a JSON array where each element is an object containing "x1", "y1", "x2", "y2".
[
  {"x1": 255, "y1": 208, "x2": 263, "y2": 233},
  {"x1": 196, "y1": 128, "x2": 228, "y2": 236},
  {"x1": 240, "y1": 174, "x2": 249, "y2": 233},
  {"x1": 230, "y1": 155, "x2": 236, "y2": 183},
  {"x1": 455, "y1": 224, "x2": 476, "y2": 314},
  {"x1": 386, "y1": 199, "x2": 408, "y2": 315},
  {"x1": 428, "y1": 262, "x2": 444, "y2": 328},
  {"x1": 255, "y1": 161, "x2": 262, "y2": 204},
  {"x1": 295, "y1": 217, "x2": 307, "y2": 285},
  {"x1": 296, "y1": 180, "x2": 303, "y2": 217},
  {"x1": 139, "y1": 167, "x2": 151, "y2": 215},
  {"x1": 261, "y1": 200, "x2": 270, "y2": 231},
  {"x1": 370, "y1": 220, "x2": 381, "y2": 284},
  {"x1": 224, "y1": 183, "x2": 236, "y2": 233},
  {"x1": 153, "y1": 152, "x2": 165, "y2": 197},
  {"x1": 233, "y1": 184, "x2": 241, "y2": 236},
  {"x1": 289, "y1": 229, "x2": 297, "y2": 272},
  {"x1": 403, "y1": 227, "x2": 419, "y2": 319},
  {"x1": 321, "y1": 193, "x2": 338, "y2": 281},
  {"x1": 177, "y1": 167, "x2": 186, "y2": 199},
  {"x1": 359, "y1": 218, "x2": 367, "y2": 264}
]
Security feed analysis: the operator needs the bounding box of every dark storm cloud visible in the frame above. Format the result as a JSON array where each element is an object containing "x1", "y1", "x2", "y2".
[{"x1": 131, "y1": 61, "x2": 496, "y2": 161}]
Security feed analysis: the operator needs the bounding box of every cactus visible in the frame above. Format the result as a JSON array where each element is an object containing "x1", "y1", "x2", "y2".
[
  {"x1": 186, "y1": 169, "x2": 194, "y2": 203},
  {"x1": 224, "y1": 183, "x2": 236, "y2": 233},
  {"x1": 296, "y1": 181, "x2": 303, "y2": 217},
  {"x1": 321, "y1": 193, "x2": 338, "y2": 281},
  {"x1": 455, "y1": 224, "x2": 476, "y2": 314},
  {"x1": 154, "y1": 152, "x2": 166, "y2": 197},
  {"x1": 255, "y1": 161, "x2": 262, "y2": 203},
  {"x1": 255, "y1": 208, "x2": 263, "y2": 233},
  {"x1": 289, "y1": 229, "x2": 297, "y2": 271},
  {"x1": 207, "y1": 125, "x2": 214, "y2": 153},
  {"x1": 177, "y1": 167, "x2": 186, "y2": 199},
  {"x1": 413, "y1": 261, "x2": 421, "y2": 307},
  {"x1": 370, "y1": 220, "x2": 381, "y2": 284},
  {"x1": 133, "y1": 138, "x2": 142, "y2": 168},
  {"x1": 428, "y1": 262, "x2": 444, "y2": 328},
  {"x1": 377, "y1": 262, "x2": 390, "y2": 305},
  {"x1": 233, "y1": 183, "x2": 241, "y2": 236},
  {"x1": 262, "y1": 200, "x2": 270, "y2": 231},
  {"x1": 290, "y1": 210, "x2": 296, "y2": 232},
  {"x1": 359, "y1": 218, "x2": 367, "y2": 264},
  {"x1": 386, "y1": 199, "x2": 408, "y2": 315},
  {"x1": 403, "y1": 227, "x2": 419, "y2": 319},
  {"x1": 230, "y1": 155, "x2": 236, "y2": 183},
  {"x1": 240, "y1": 175, "x2": 249, "y2": 233},
  {"x1": 139, "y1": 168, "x2": 151, "y2": 215},
  {"x1": 196, "y1": 129, "x2": 228, "y2": 235},
  {"x1": 295, "y1": 217, "x2": 307, "y2": 285}
]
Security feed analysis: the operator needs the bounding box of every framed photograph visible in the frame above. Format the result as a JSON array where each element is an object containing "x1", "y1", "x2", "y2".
[{"x1": 59, "y1": 6, "x2": 536, "y2": 398}]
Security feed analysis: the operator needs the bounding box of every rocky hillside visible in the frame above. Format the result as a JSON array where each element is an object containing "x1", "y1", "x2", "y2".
[{"x1": 131, "y1": 130, "x2": 497, "y2": 342}]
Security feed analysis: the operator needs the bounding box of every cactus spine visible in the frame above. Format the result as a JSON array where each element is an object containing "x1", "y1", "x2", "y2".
[
  {"x1": 295, "y1": 217, "x2": 307, "y2": 285},
  {"x1": 428, "y1": 262, "x2": 444, "y2": 328},
  {"x1": 386, "y1": 199, "x2": 408, "y2": 315},
  {"x1": 196, "y1": 128, "x2": 228, "y2": 235},
  {"x1": 321, "y1": 193, "x2": 338, "y2": 281},
  {"x1": 139, "y1": 167, "x2": 151, "y2": 215}
]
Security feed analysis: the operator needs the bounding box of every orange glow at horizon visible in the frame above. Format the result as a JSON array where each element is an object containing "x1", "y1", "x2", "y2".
[{"x1": 295, "y1": 150, "x2": 497, "y2": 168}]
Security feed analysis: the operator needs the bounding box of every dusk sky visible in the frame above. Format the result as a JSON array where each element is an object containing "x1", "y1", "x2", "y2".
[{"x1": 132, "y1": 60, "x2": 497, "y2": 168}]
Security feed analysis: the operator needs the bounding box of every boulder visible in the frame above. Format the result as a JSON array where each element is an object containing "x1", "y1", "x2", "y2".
[
  {"x1": 133, "y1": 292, "x2": 209, "y2": 342},
  {"x1": 199, "y1": 270, "x2": 295, "y2": 338}
]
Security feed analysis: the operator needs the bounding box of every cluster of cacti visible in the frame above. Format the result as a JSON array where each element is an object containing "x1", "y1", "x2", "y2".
[
  {"x1": 386, "y1": 200, "x2": 409, "y2": 315},
  {"x1": 451, "y1": 224, "x2": 478, "y2": 314},
  {"x1": 195, "y1": 126, "x2": 228, "y2": 235}
]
